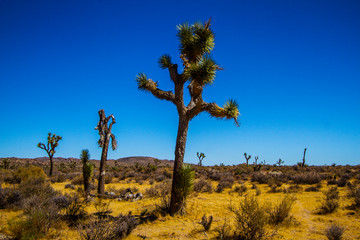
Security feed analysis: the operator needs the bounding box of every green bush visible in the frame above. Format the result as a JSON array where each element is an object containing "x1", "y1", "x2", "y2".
[
  {"x1": 325, "y1": 224, "x2": 345, "y2": 240},
  {"x1": 267, "y1": 195, "x2": 296, "y2": 225},
  {"x1": 317, "y1": 187, "x2": 340, "y2": 214},
  {"x1": 15, "y1": 166, "x2": 47, "y2": 183},
  {"x1": 230, "y1": 195, "x2": 268, "y2": 240}
]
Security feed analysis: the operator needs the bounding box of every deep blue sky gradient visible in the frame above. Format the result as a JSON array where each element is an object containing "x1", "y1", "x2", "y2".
[{"x1": 1, "y1": 0, "x2": 359, "y2": 165}]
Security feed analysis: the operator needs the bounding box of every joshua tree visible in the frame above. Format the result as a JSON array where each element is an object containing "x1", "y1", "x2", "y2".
[
  {"x1": 298, "y1": 147, "x2": 307, "y2": 167},
  {"x1": 81, "y1": 149, "x2": 93, "y2": 197},
  {"x1": 244, "y1": 153, "x2": 251, "y2": 166},
  {"x1": 276, "y1": 158, "x2": 284, "y2": 167},
  {"x1": 136, "y1": 19, "x2": 240, "y2": 215},
  {"x1": 37, "y1": 133, "x2": 62, "y2": 176},
  {"x1": 95, "y1": 109, "x2": 117, "y2": 195},
  {"x1": 197, "y1": 152, "x2": 206, "y2": 166}
]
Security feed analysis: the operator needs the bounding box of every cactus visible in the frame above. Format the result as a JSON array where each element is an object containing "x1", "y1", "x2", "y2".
[
  {"x1": 197, "y1": 152, "x2": 206, "y2": 166},
  {"x1": 244, "y1": 153, "x2": 251, "y2": 166},
  {"x1": 37, "y1": 133, "x2": 62, "y2": 176},
  {"x1": 95, "y1": 109, "x2": 117, "y2": 195},
  {"x1": 81, "y1": 149, "x2": 93, "y2": 197}
]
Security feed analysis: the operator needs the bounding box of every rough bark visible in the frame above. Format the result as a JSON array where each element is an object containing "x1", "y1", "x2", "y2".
[
  {"x1": 170, "y1": 116, "x2": 189, "y2": 216},
  {"x1": 49, "y1": 155, "x2": 53, "y2": 176},
  {"x1": 98, "y1": 134, "x2": 110, "y2": 195}
]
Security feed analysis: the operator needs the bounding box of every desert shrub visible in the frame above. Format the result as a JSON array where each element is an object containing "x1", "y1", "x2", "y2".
[
  {"x1": 325, "y1": 224, "x2": 345, "y2": 240},
  {"x1": 71, "y1": 175, "x2": 84, "y2": 185},
  {"x1": 292, "y1": 172, "x2": 321, "y2": 185},
  {"x1": 145, "y1": 180, "x2": 172, "y2": 198},
  {"x1": 0, "y1": 169, "x2": 15, "y2": 184},
  {"x1": 194, "y1": 179, "x2": 213, "y2": 193},
  {"x1": 94, "y1": 198, "x2": 112, "y2": 218},
  {"x1": 105, "y1": 174, "x2": 113, "y2": 184},
  {"x1": 50, "y1": 173, "x2": 67, "y2": 183},
  {"x1": 230, "y1": 195, "x2": 268, "y2": 240},
  {"x1": 347, "y1": 185, "x2": 360, "y2": 209},
  {"x1": 15, "y1": 166, "x2": 47, "y2": 183},
  {"x1": 200, "y1": 214, "x2": 213, "y2": 231},
  {"x1": 18, "y1": 176, "x2": 57, "y2": 199},
  {"x1": 305, "y1": 186, "x2": 320, "y2": 192},
  {"x1": 256, "y1": 188, "x2": 261, "y2": 196},
  {"x1": 267, "y1": 195, "x2": 296, "y2": 225},
  {"x1": 155, "y1": 174, "x2": 166, "y2": 182},
  {"x1": 64, "y1": 193, "x2": 88, "y2": 224},
  {"x1": 215, "y1": 218, "x2": 232, "y2": 240},
  {"x1": 283, "y1": 184, "x2": 303, "y2": 193},
  {"x1": 78, "y1": 214, "x2": 137, "y2": 240},
  {"x1": 8, "y1": 194, "x2": 62, "y2": 240},
  {"x1": 0, "y1": 188, "x2": 21, "y2": 209},
  {"x1": 51, "y1": 195, "x2": 70, "y2": 209},
  {"x1": 317, "y1": 187, "x2": 340, "y2": 214},
  {"x1": 216, "y1": 175, "x2": 234, "y2": 193},
  {"x1": 251, "y1": 172, "x2": 270, "y2": 184},
  {"x1": 267, "y1": 185, "x2": 281, "y2": 193},
  {"x1": 210, "y1": 171, "x2": 222, "y2": 181},
  {"x1": 233, "y1": 184, "x2": 247, "y2": 195},
  {"x1": 8, "y1": 216, "x2": 45, "y2": 240},
  {"x1": 65, "y1": 184, "x2": 76, "y2": 190}
]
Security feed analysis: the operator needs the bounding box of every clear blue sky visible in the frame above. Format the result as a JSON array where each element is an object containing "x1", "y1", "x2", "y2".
[{"x1": 1, "y1": 0, "x2": 359, "y2": 166}]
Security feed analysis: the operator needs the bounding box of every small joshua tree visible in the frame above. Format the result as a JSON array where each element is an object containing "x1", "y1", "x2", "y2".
[
  {"x1": 81, "y1": 149, "x2": 93, "y2": 197},
  {"x1": 253, "y1": 156, "x2": 263, "y2": 171},
  {"x1": 298, "y1": 148, "x2": 307, "y2": 167},
  {"x1": 177, "y1": 164, "x2": 195, "y2": 215},
  {"x1": 95, "y1": 109, "x2": 117, "y2": 195},
  {"x1": 136, "y1": 19, "x2": 239, "y2": 215},
  {"x1": 244, "y1": 153, "x2": 251, "y2": 166},
  {"x1": 276, "y1": 158, "x2": 284, "y2": 167},
  {"x1": 197, "y1": 152, "x2": 206, "y2": 166},
  {"x1": 37, "y1": 133, "x2": 62, "y2": 176}
]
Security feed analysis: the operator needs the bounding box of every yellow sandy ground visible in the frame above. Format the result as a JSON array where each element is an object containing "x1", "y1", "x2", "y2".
[{"x1": 1, "y1": 180, "x2": 360, "y2": 239}]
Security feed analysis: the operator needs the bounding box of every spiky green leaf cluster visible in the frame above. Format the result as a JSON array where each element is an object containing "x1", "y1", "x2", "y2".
[
  {"x1": 177, "y1": 164, "x2": 195, "y2": 200},
  {"x1": 80, "y1": 149, "x2": 90, "y2": 164},
  {"x1": 224, "y1": 99, "x2": 240, "y2": 120},
  {"x1": 135, "y1": 73, "x2": 149, "y2": 90},
  {"x1": 177, "y1": 21, "x2": 214, "y2": 63},
  {"x1": 184, "y1": 55, "x2": 217, "y2": 86},
  {"x1": 158, "y1": 54, "x2": 172, "y2": 69}
]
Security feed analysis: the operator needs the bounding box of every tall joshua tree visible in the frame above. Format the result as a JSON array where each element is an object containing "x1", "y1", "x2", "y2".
[
  {"x1": 136, "y1": 19, "x2": 240, "y2": 215},
  {"x1": 81, "y1": 149, "x2": 93, "y2": 197},
  {"x1": 95, "y1": 109, "x2": 117, "y2": 195},
  {"x1": 37, "y1": 133, "x2": 62, "y2": 176}
]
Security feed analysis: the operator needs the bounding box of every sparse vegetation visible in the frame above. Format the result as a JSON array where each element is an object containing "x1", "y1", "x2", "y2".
[{"x1": 325, "y1": 224, "x2": 345, "y2": 240}]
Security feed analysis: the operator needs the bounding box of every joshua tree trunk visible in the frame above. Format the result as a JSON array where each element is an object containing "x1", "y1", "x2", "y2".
[
  {"x1": 98, "y1": 134, "x2": 110, "y2": 195},
  {"x1": 95, "y1": 109, "x2": 117, "y2": 196},
  {"x1": 49, "y1": 155, "x2": 53, "y2": 176},
  {"x1": 170, "y1": 116, "x2": 189, "y2": 215}
]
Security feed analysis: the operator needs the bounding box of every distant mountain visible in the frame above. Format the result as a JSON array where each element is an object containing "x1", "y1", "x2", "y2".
[{"x1": 0, "y1": 156, "x2": 173, "y2": 166}]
